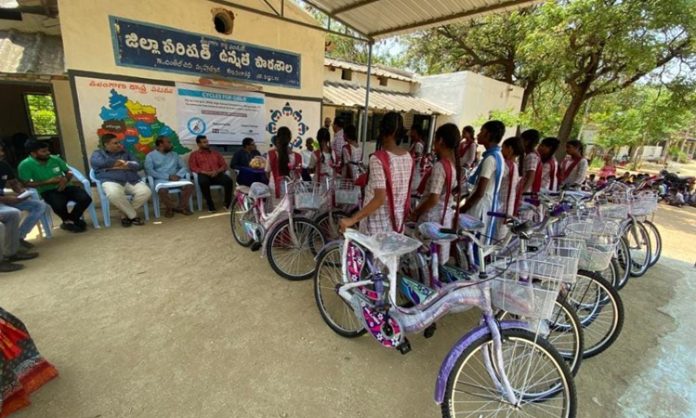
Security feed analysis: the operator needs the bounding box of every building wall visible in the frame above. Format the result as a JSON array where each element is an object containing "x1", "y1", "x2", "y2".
[
  {"x1": 57, "y1": 0, "x2": 325, "y2": 99},
  {"x1": 51, "y1": 78, "x2": 84, "y2": 170},
  {"x1": 417, "y1": 71, "x2": 523, "y2": 133},
  {"x1": 0, "y1": 83, "x2": 41, "y2": 138},
  {"x1": 323, "y1": 67, "x2": 414, "y2": 94}
]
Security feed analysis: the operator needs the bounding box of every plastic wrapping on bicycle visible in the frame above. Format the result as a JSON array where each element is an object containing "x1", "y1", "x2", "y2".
[
  {"x1": 458, "y1": 214, "x2": 485, "y2": 231},
  {"x1": 418, "y1": 222, "x2": 459, "y2": 242}
]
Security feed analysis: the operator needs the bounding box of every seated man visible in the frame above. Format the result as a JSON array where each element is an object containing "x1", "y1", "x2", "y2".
[
  {"x1": 18, "y1": 140, "x2": 92, "y2": 233},
  {"x1": 91, "y1": 133, "x2": 152, "y2": 227},
  {"x1": 0, "y1": 142, "x2": 47, "y2": 249},
  {"x1": 144, "y1": 136, "x2": 194, "y2": 218},
  {"x1": 230, "y1": 137, "x2": 261, "y2": 170},
  {"x1": 0, "y1": 205, "x2": 39, "y2": 272},
  {"x1": 188, "y1": 135, "x2": 233, "y2": 212}
]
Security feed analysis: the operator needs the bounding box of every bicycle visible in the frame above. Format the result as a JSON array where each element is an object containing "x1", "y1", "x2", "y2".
[
  {"x1": 230, "y1": 179, "x2": 325, "y2": 280},
  {"x1": 314, "y1": 223, "x2": 576, "y2": 417}
]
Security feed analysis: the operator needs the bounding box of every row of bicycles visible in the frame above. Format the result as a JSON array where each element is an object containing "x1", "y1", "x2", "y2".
[{"x1": 229, "y1": 172, "x2": 661, "y2": 418}]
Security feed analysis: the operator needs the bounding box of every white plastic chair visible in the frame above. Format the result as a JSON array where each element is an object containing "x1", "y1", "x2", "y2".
[
  {"x1": 147, "y1": 174, "x2": 195, "y2": 218},
  {"x1": 192, "y1": 171, "x2": 233, "y2": 211},
  {"x1": 89, "y1": 169, "x2": 150, "y2": 227}
]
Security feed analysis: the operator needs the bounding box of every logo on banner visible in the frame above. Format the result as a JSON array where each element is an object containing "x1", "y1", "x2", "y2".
[
  {"x1": 187, "y1": 117, "x2": 207, "y2": 136},
  {"x1": 266, "y1": 102, "x2": 310, "y2": 149}
]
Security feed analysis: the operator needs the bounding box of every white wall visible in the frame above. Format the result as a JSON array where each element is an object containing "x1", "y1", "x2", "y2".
[
  {"x1": 57, "y1": 0, "x2": 325, "y2": 99},
  {"x1": 417, "y1": 71, "x2": 523, "y2": 134},
  {"x1": 323, "y1": 67, "x2": 415, "y2": 94}
]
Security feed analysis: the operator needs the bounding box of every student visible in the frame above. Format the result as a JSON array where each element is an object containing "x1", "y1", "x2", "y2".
[
  {"x1": 19, "y1": 140, "x2": 92, "y2": 232},
  {"x1": 91, "y1": 133, "x2": 152, "y2": 226},
  {"x1": 309, "y1": 128, "x2": 338, "y2": 183},
  {"x1": 458, "y1": 126, "x2": 477, "y2": 169},
  {"x1": 559, "y1": 139, "x2": 589, "y2": 187},
  {"x1": 341, "y1": 125, "x2": 363, "y2": 181},
  {"x1": 331, "y1": 118, "x2": 346, "y2": 157},
  {"x1": 498, "y1": 136, "x2": 524, "y2": 239},
  {"x1": 537, "y1": 137, "x2": 561, "y2": 192},
  {"x1": 339, "y1": 112, "x2": 414, "y2": 234},
  {"x1": 410, "y1": 124, "x2": 460, "y2": 263},
  {"x1": 300, "y1": 137, "x2": 315, "y2": 168},
  {"x1": 265, "y1": 126, "x2": 302, "y2": 199},
  {"x1": 408, "y1": 127, "x2": 426, "y2": 158},
  {"x1": 519, "y1": 129, "x2": 541, "y2": 194},
  {"x1": 460, "y1": 120, "x2": 505, "y2": 244},
  {"x1": 188, "y1": 135, "x2": 234, "y2": 212}
]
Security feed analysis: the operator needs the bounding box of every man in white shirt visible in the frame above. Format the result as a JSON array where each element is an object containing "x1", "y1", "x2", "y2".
[
  {"x1": 461, "y1": 120, "x2": 505, "y2": 244},
  {"x1": 332, "y1": 118, "x2": 346, "y2": 158}
]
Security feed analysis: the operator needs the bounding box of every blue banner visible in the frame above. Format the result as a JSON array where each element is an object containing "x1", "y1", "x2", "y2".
[{"x1": 109, "y1": 16, "x2": 301, "y2": 88}]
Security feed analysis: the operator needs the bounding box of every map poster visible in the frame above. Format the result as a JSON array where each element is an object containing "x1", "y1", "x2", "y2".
[
  {"x1": 176, "y1": 83, "x2": 266, "y2": 146},
  {"x1": 264, "y1": 96, "x2": 321, "y2": 149},
  {"x1": 73, "y1": 75, "x2": 190, "y2": 163}
]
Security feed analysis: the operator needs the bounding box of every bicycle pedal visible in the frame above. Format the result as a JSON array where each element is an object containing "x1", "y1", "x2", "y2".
[
  {"x1": 424, "y1": 323, "x2": 437, "y2": 339},
  {"x1": 397, "y1": 339, "x2": 411, "y2": 355}
]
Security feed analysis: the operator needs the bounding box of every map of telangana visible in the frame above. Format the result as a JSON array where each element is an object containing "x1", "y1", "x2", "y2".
[{"x1": 97, "y1": 89, "x2": 190, "y2": 161}]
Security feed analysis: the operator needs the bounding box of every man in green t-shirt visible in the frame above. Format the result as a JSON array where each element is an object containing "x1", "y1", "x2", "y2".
[{"x1": 18, "y1": 141, "x2": 92, "y2": 233}]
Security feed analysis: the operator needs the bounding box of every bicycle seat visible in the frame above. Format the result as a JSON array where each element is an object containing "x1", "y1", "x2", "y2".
[
  {"x1": 249, "y1": 182, "x2": 271, "y2": 199},
  {"x1": 458, "y1": 214, "x2": 485, "y2": 231},
  {"x1": 343, "y1": 229, "x2": 422, "y2": 259},
  {"x1": 418, "y1": 222, "x2": 459, "y2": 243},
  {"x1": 236, "y1": 185, "x2": 250, "y2": 195}
]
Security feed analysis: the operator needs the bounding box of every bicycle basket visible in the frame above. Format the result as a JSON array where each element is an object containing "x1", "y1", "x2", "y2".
[
  {"x1": 565, "y1": 220, "x2": 619, "y2": 271},
  {"x1": 629, "y1": 191, "x2": 658, "y2": 217},
  {"x1": 597, "y1": 203, "x2": 629, "y2": 220},
  {"x1": 540, "y1": 237, "x2": 584, "y2": 284},
  {"x1": 335, "y1": 179, "x2": 360, "y2": 206},
  {"x1": 293, "y1": 181, "x2": 322, "y2": 210},
  {"x1": 490, "y1": 258, "x2": 565, "y2": 321}
]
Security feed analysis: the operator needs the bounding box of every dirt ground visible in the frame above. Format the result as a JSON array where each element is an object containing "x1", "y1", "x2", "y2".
[{"x1": 2, "y1": 203, "x2": 695, "y2": 418}]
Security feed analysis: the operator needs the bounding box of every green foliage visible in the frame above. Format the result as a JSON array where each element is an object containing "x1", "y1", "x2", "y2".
[
  {"x1": 669, "y1": 146, "x2": 689, "y2": 163},
  {"x1": 26, "y1": 94, "x2": 57, "y2": 136}
]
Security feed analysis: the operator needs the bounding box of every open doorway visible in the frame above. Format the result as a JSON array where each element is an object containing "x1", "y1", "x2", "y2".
[{"x1": 0, "y1": 81, "x2": 62, "y2": 168}]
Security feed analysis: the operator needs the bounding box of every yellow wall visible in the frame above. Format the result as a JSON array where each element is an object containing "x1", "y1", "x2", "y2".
[
  {"x1": 323, "y1": 67, "x2": 414, "y2": 94},
  {"x1": 57, "y1": 0, "x2": 325, "y2": 99},
  {"x1": 51, "y1": 79, "x2": 85, "y2": 171}
]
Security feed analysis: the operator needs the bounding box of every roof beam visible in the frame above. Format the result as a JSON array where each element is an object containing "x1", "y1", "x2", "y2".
[
  {"x1": 333, "y1": 0, "x2": 381, "y2": 15},
  {"x1": 369, "y1": 0, "x2": 538, "y2": 38},
  {"x1": 302, "y1": 0, "x2": 372, "y2": 41}
]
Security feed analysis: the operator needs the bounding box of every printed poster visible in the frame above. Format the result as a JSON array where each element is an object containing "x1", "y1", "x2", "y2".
[
  {"x1": 73, "y1": 75, "x2": 189, "y2": 162},
  {"x1": 176, "y1": 83, "x2": 266, "y2": 146}
]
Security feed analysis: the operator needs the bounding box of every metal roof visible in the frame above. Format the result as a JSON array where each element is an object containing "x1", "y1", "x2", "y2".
[
  {"x1": 324, "y1": 82, "x2": 453, "y2": 115},
  {"x1": 325, "y1": 58, "x2": 416, "y2": 82},
  {"x1": 304, "y1": 0, "x2": 540, "y2": 39},
  {"x1": 0, "y1": 29, "x2": 64, "y2": 75}
]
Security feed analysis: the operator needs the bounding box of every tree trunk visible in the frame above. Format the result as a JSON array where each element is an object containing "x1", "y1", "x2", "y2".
[
  {"x1": 555, "y1": 91, "x2": 586, "y2": 159},
  {"x1": 516, "y1": 79, "x2": 537, "y2": 136}
]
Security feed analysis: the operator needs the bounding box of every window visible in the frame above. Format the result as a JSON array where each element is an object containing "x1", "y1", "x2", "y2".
[
  {"x1": 379, "y1": 77, "x2": 388, "y2": 87},
  {"x1": 341, "y1": 69, "x2": 352, "y2": 81},
  {"x1": 24, "y1": 93, "x2": 58, "y2": 137}
]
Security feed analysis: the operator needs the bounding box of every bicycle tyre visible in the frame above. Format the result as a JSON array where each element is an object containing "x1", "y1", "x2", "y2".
[
  {"x1": 498, "y1": 297, "x2": 584, "y2": 377},
  {"x1": 314, "y1": 244, "x2": 366, "y2": 337},
  {"x1": 643, "y1": 220, "x2": 662, "y2": 267},
  {"x1": 441, "y1": 328, "x2": 576, "y2": 418},
  {"x1": 266, "y1": 217, "x2": 325, "y2": 281},
  {"x1": 598, "y1": 257, "x2": 621, "y2": 290},
  {"x1": 230, "y1": 198, "x2": 253, "y2": 247},
  {"x1": 614, "y1": 237, "x2": 631, "y2": 289},
  {"x1": 315, "y1": 210, "x2": 348, "y2": 242},
  {"x1": 624, "y1": 221, "x2": 652, "y2": 278},
  {"x1": 567, "y1": 271, "x2": 624, "y2": 358}
]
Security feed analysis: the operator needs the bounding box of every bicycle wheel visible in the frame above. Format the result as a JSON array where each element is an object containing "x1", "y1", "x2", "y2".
[
  {"x1": 498, "y1": 298, "x2": 583, "y2": 377},
  {"x1": 314, "y1": 244, "x2": 366, "y2": 337},
  {"x1": 315, "y1": 210, "x2": 348, "y2": 242},
  {"x1": 230, "y1": 198, "x2": 253, "y2": 247},
  {"x1": 442, "y1": 328, "x2": 576, "y2": 418},
  {"x1": 566, "y1": 271, "x2": 624, "y2": 358},
  {"x1": 266, "y1": 217, "x2": 325, "y2": 280},
  {"x1": 597, "y1": 257, "x2": 621, "y2": 290},
  {"x1": 643, "y1": 220, "x2": 662, "y2": 267},
  {"x1": 613, "y1": 237, "x2": 631, "y2": 289},
  {"x1": 624, "y1": 221, "x2": 652, "y2": 278}
]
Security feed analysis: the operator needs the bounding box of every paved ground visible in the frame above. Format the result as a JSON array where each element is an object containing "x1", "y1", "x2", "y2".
[{"x1": 2, "y1": 204, "x2": 695, "y2": 418}]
